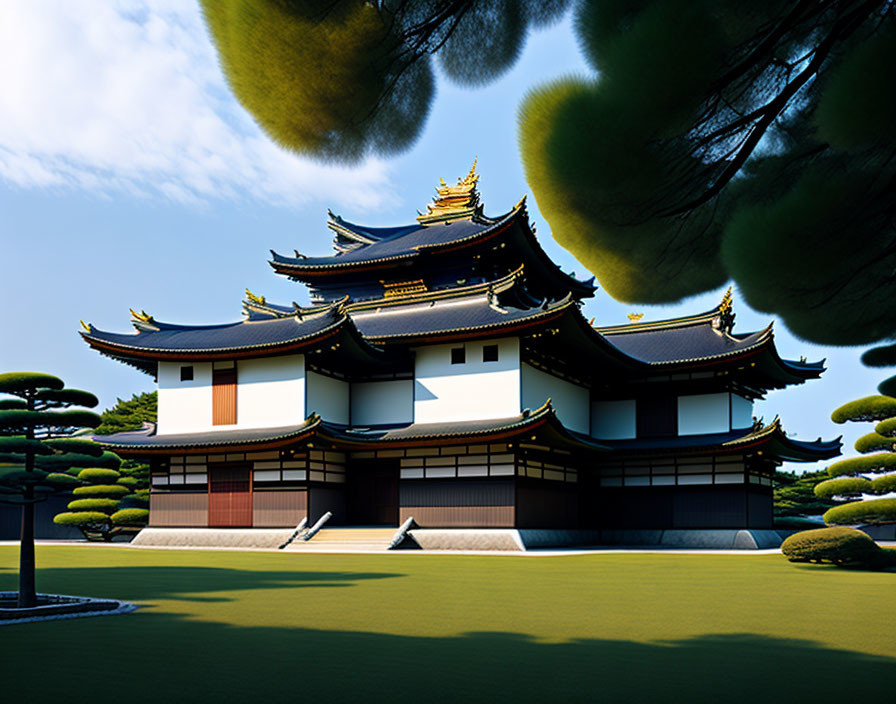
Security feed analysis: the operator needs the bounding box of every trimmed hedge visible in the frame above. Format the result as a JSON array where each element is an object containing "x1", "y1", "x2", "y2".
[
  {"x1": 781, "y1": 527, "x2": 883, "y2": 565},
  {"x1": 0, "y1": 372, "x2": 64, "y2": 393},
  {"x1": 824, "y1": 497, "x2": 896, "y2": 525},
  {"x1": 66, "y1": 498, "x2": 120, "y2": 512},
  {"x1": 871, "y1": 473, "x2": 896, "y2": 493},
  {"x1": 111, "y1": 508, "x2": 149, "y2": 525},
  {"x1": 43, "y1": 437, "x2": 105, "y2": 456},
  {"x1": 53, "y1": 511, "x2": 109, "y2": 526},
  {"x1": 875, "y1": 417, "x2": 896, "y2": 438},
  {"x1": 45, "y1": 472, "x2": 81, "y2": 485},
  {"x1": 827, "y1": 453, "x2": 896, "y2": 477},
  {"x1": 72, "y1": 484, "x2": 130, "y2": 497},
  {"x1": 116, "y1": 476, "x2": 138, "y2": 487},
  {"x1": 814, "y1": 477, "x2": 873, "y2": 499},
  {"x1": 77, "y1": 467, "x2": 121, "y2": 482},
  {"x1": 855, "y1": 432, "x2": 896, "y2": 454},
  {"x1": 832, "y1": 395, "x2": 896, "y2": 423}
]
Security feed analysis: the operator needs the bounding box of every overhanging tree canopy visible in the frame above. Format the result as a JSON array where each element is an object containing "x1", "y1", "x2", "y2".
[{"x1": 200, "y1": 1, "x2": 896, "y2": 376}]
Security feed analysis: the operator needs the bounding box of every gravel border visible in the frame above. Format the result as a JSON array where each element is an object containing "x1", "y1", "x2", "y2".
[{"x1": 0, "y1": 592, "x2": 137, "y2": 625}]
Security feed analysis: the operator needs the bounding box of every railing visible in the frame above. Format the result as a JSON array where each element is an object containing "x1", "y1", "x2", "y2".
[
  {"x1": 303, "y1": 512, "x2": 332, "y2": 541},
  {"x1": 277, "y1": 517, "x2": 308, "y2": 549},
  {"x1": 389, "y1": 516, "x2": 416, "y2": 550}
]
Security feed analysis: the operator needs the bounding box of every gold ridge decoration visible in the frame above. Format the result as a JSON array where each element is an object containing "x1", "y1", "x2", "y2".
[
  {"x1": 417, "y1": 159, "x2": 482, "y2": 225},
  {"x1": 719, "y1": 286, "x2": 733, "y2": 316},
  {"x1": 80, "y1": 320, "x2": 92, "y2": 333},
  {"x1": 129, "y1": 308, "x2": 153, "y2": 324},
  {"x1": 245, "y1": 288, "x2": 266, "y2": 306},
  {"x1": 627, "y1": 313, "x2": 644, "y2": 322},
  {"x1": 129, "y1": 308, "x2": 159, "y2": 332},
  {"x1": 714, "y1": 286, "x2": 735, "y2": 333},
  {"x1": 381, "y1": 279, "x2": 428, "y2": 298}
]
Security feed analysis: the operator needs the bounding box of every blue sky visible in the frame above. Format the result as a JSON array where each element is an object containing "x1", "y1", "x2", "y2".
[{"x1": 0, "y1": 2, "x2": 881, "y2": 471}]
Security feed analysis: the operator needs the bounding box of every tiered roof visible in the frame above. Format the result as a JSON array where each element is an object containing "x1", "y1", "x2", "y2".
[
  {"x1": 96, "y1": 400, "x2": 608, "y2": 456},
  {"x1": 596, "y1": 289, "x2": 824, "y2": 393},
  {"x1": 81, "y1": 165, "x2": 824, "y2": 397},
  {"x1": 81, "y1": 299, "x2": 394, "y2": 377},
  {"x1": 270, "y1": 163, "x2": 596, "y2": 303},
  {"x1": 602, "y1": 416, "x2": 841, "y2": 461}
]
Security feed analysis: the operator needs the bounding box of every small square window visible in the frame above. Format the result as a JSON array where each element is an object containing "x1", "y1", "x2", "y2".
[
  {"x1": 180, "y1": 366, "x2": 194, "y2": 381},
  {"x1": 450, "y1": 347, "x2": 465, "y2": 364},
  {"x1": 482, "y1": 344, "x2": 499, "y2": 362}
]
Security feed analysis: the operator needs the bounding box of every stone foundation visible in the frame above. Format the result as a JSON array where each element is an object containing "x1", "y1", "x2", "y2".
[{"x1": 131, "y1": 527, "x2": 294, "y2": 549}]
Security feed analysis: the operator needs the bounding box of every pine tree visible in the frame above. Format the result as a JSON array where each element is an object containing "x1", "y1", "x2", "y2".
[
  {"x1": 0, "y1": 372, "x2": 103, "y2": 608},
  {"x1": 818, "y1": 395, "x2": 896, "y2": 525}
]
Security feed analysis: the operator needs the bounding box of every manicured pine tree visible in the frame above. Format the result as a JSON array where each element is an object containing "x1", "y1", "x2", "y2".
[
  {"x1": 93, "y1": 391, "x2": 157, "y2": 435},
  {"x1": 53, "y1": 459, "x2": 149, "y2": 540},
  {"x1": 0, "y1": 372, "x2": 103, "y2": 608},
  {"x1": 817, "y1": 395, "x2": 896, "y2": 526}
]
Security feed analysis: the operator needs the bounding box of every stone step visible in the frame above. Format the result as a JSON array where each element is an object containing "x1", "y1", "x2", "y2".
[{"x1": 283, "y1": 526, "x2": 399, "y2": 552}]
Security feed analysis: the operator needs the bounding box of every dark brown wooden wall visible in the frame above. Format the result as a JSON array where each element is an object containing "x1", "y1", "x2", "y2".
[
  {"x1": 588, "y1": 485, "x2": 774, "y2": 529},
  {"x1": 515, "y1": 481, "x2": 579, "y2": 528},
  {"x1": 212, "y1": 368, "x2": 237, "y2": 425},
  {"x1": 149, "y1": 492, "x2": 209, "y2": 527},
  {"x1": 399, "y1": 479, "x2": 515, "y2": 527},
  {"x1": 252, "y1": 490, "x2": 307, "y2": 527},
  {"x1": 309, "y1": 487, "x2": 346, "y2": 525}
]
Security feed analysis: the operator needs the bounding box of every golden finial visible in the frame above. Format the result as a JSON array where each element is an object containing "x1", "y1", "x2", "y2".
[
  {"x1": 460, "y1": 157, "x2": 478, "y2": 186},
  {"x1": 417, "y1": 159, "x2": 482, "y2": 225},
  {"x1": 80, "y1": 320, "x2": 92, "y2": 333},
  {"x1": 628, "y1": 313, "x2": 644, "y2": 322},
  {"x1": 588, "y1": 317, "x2": 595, "y2": 326},
  {"x1": 719, "y1": 286, "x2": 733, "y2": 314},
  {"x1": 246, "y1": 288, "x2": 266, "y2": 306},
  {"x1": 129, "y1": 308, "x2": 153, "y2": 323}
]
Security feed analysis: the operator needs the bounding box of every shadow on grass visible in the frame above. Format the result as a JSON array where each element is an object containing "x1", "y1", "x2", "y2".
[
  {"x1": 1, "y1": 615, "x2": 893, "y2": 703},
  {"x1": 0, "y1": 566, "x2": 403, "y2": 602}
]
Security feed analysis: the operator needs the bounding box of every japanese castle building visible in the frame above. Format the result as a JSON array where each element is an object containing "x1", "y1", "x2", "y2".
[{"x1": 82, "y1": 164, "x2": 840, "y2": 543}]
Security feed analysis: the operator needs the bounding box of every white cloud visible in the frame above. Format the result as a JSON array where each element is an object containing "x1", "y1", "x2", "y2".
[{"x1": 0, "y1": 0, "x2": 395, "y2": 208}]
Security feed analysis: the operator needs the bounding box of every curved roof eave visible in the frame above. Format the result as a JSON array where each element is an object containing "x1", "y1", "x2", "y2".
[
  {"x1": 80, "y1": 303, "x2": 389, "y2": 367},
  {"x1": 269, "y1": 206, "x2": 524, "y2": 275},
  {"x1": 316, "y1": 400, "x2": 610, "y2": 451},
  {"x1": 601, "y1": 418, "x2": 841, "y2": 461},
  {"x1": 94, "y1": 416, "x2": 323, "y2": 455}
]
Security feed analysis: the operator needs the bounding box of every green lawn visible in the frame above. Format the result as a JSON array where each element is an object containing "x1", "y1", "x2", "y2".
[{"x1": 2, "y1": 545, "x2": 894, "y2": 702}]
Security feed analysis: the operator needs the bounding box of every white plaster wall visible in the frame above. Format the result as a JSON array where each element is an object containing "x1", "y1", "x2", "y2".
[
  {"x1": 591, "y1": 399, "x2": 637, "y2": 439},
  {"x1": 520, "y1": 363, "x2": 590, "y2": 434},
  {"x1": 237, "y1": 355, "x2": 305, "y2": 429},
  {"x1": 307, "y1": 370, "x2": 350, "y2": 424},
  {"x1": 351, "y1": 380, "x2": 413, "y2": 426},
  {"x1": 677, "y1": 393, "x2": 730, "y2": 435},
  {"x1": 157, "y1": 361, "x2": 213, "y2": 435},
  {"x1": 731, "y1": 393, "x2": 753, "y2": 429},
  {"x1": 413, "y1": 338, "x2": 520, "y2": 423}
]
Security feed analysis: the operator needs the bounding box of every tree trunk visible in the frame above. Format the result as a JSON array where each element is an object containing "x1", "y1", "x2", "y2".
[
  {"x1": 17, "y1": 393, "x2": 37, "y2": 609},
  {"x1": 17, "y1": 494, "x2": 36, "y2": 608}
]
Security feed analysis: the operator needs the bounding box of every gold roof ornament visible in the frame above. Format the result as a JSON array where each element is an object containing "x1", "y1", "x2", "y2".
[
  {"x1": 80, "y1": 320, "x2": 92, "y2": 333},
  {"x1": 245, "y1": 288, "x2": 266, "y2": 306},
  {"x1": 628, "y1": 313, "x2": 644, "y2": 322},
  {"x1": 719, "y1": 286, "x2": 733, "y2": 316},
  {"x1": 129, "y1": 308, "x2": 159, "y2": 332},
  {"x1": 713, "y1": 286, "x2": 736, "y2": 333},
  {"x1": 417, "y1": 159, "x2": 482, "y2": 225}
]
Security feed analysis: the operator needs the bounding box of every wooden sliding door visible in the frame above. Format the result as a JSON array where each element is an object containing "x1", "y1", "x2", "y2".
[
  {"x1": 208, "y1": 466, "x2": 252, "y2": 527},
  {"x1": 212, "y1": 366, "x2": 237, "y2": 425}
]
